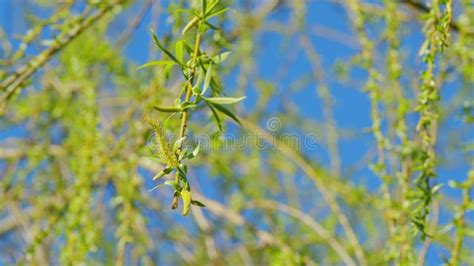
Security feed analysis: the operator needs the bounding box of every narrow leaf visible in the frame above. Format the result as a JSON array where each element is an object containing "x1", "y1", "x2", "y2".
[
  {"x1": 205, "y1": 0, "x2": 220, "y2": 16},
  {"x1": 175, "y1": 40, "x2": 185, "y2": 63},
  {"x1": 182, "y1": 17, "x2": 199, "y2": 35},
  {"x1": 204, "y1": 99, "x2": 223, "y2": 131},
  {"x1": 192, "y1": 142, "x2": 200, "y2": 157},
  {"x1": 202, "y1": 62, "x2": 213, "y2": 95},
  {"x1": 164, "y1": 180, "x2": 179, "y2": 191},
  {"x1": 153, "y1": 167, "x2": 173, "y2": 180},
  {"x1": 206, "y1": 7, "x2": 229, "y2": 20},
  {"x1": 173, "y1": 137, "x2": 187, "y2": 152},
  {"x1": 191, "y1": 200, "x2": 206, "y2": 207}
]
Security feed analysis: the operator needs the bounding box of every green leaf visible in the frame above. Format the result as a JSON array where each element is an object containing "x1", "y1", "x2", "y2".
[
  {"x1": 153, "y1": 167, "x2": 173, "y2": 180},
  {"x1": 204, "y1": 99, "x2": 223, "y2": 131},
  {"x1": 177, "y1": 164, "x2": 188, "y2": 178},
  {"x1": 182, "y1": 17, "x2": 199, "y2": 35},
  {"x1": 164, "y1": 180, "x2": 180, "y2": 191},
  {"x1": 178, "y1": 149, "x2": 187, "y2": 161},
  {"x1": 204, "y1": 96, "x2": 246, "y2": 105},
  {"x1": 181, "y1": 102, "x2": 197, "y2": 110},
  {"x1": 212, "y1": 102, "x2": 242, "y2": 126},
  {"x1": 181, "y1": 190, "x2": 192, "y2": 216},
  {"x1": 202, "y1": 0, "x2": 207, "y2": 16},
  {"x1": 149, "y1": 184, "x2": 165, "y2": 192},
  {"x1": 212, "y1": 51, "x2": 231, "y2": 64},
  {"x1": 202, "y1": 62, "x2": 213, "y2": 95},
  {"x1": 153, "y1": 105, "x2": 181, "y2": 113},
  {"x1": 151, "y1": 31, "x2": 185, "y2": 66},
  {"x1": 203, "y1": 21, "x2": 219, "y2": 31},
  {"x1": 164, "y1": 63, "x2": 173, "y2": 79},
  {"x1": 175, "y1": 40, "x2": 185, "y2": 63},
  {"x1": 173, "y1": 137, "x2": 187, "y2": 152},
  {"x1": 192, "y1": 142, "x2": 200, "y2": 157},
  {"x1": 206, "y1": 7, "x2": 229, "y2": 20},
  {"x1": 205, "y1": 0, "x2": 220, "y2": 16},
  {"x1": 137, "y1": 60, "x2": 175, "y2": 70},
  {"x1": 191, "y1": 200, "x2": 206, "y2": 207}
]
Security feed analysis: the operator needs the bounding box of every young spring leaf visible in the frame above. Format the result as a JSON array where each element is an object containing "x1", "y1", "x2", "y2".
[
  {"x1": 192, "y1": 142, "x2": 200, "y2": 157},
  {"x1": 206, "y1": 7, "x2": 229, "y2": 20},
  {"x1": 137, "y1": 60, "x2": 176, "y2": 70},
  {"x1": 202, "y1": 0, "x2": 207, "y2": 16},
  {"x1": 144, "y1": 115, "x2": 179, "y2": 167},
  {"x1": 212, "y1": 51, "x2": 231, "y2": 64},
  {"x1": 164, "y1": 180, "x2": 180, "y2": 191},
  {"x1": 191, "y1": 200, "x2": 206, "y2": 207},
  {"x1": 204, "y1": 0, "x2": 220, "y2": 16},
  {"x1": 153, "y1": 167, "x2": 173, "y2": 180},
  {"x1": 149, "y1": 184, "x2": 165, "y2": 192},
  {"x1": 180, "y1": 102, "x2": 197, "y2": 110},
  {"x1": 175, "y1": 40, "x2": 185, "y2": 63},
  {"x1": 192, "y1": 68, "x2": 204, "y2": 95},
  {"x1": 202, "y1": 62, "x2": 213, "y2": 95},
  {"x1": 173, "y1": 136, "x2": 187, "y2": 153},
  {"x1": 178, "y1": 149, "x2": 187, "y2": 161},
  {"x1": 204, "y1": 99, "x2": 223, "y2": 131},
  {"x1": 182, "y1": 17, "x2": 199, "y2": 35},
  {"x1": 204, "y1": 96, "x2": 246, "y2": 105},
  {"x1": 153, "y1": 105, "x2": 181, "y2": 113},
  {"x1": 211, "y1": 102, "x2": 242, "y2": 126}
]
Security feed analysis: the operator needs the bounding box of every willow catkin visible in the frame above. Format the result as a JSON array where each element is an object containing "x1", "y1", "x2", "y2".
[{"x1": 144, "y1": 115, "x2": 179, "y2": 168}]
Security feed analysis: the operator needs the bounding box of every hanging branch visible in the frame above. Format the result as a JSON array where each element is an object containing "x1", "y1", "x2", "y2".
[
  {"x1": 0, "y1": 2, "x2": 123, "y2": 111},
  {"x1": 143, "y1": 0, "x2": 246, "y2": 215},
  {"x1": 413, "y1": 0, "x2": 452, "y2": 240}
]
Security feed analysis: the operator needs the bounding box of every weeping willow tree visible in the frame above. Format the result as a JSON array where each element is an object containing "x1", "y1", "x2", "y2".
[{"x1": 0, "y1": 0, "x2": 472, "y2": 265}]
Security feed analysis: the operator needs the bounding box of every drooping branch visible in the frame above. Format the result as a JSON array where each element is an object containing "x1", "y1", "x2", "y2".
[{"x1": 0, "y1": 2, "x2": 124, "y2": 111}]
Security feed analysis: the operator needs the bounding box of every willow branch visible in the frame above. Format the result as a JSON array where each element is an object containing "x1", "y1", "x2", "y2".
[
  {"x1": 399, "y1": 0, "x2": 465, "y2": 34},
  {"x1": 115, "y1": 0, "x2": 153, "y2": 49},
  {"x1": 241, "y1": 119, "x2": 367, "y2": 266},
  {"x1": 0, "y1": 2, "x2": 123, "y2": 110}
]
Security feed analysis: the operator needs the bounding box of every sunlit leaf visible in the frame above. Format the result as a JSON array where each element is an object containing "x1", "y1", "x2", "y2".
[
  {"x1": 137, "y1": 60, "x2": 175, "y2": 70},
  {"x1": 204, "y1": 96, "x2": 246, "y2": 105},
  {"x1": 151, "y1": 31, "x2": 185, "y2": 66}
]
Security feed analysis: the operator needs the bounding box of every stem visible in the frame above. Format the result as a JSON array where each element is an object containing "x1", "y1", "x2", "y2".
[{"x1": 172, "y1": 31, "x2": 202, "y2": 209}]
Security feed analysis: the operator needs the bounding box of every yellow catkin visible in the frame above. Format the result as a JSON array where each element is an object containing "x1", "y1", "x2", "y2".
[{"x1": 144, "y1": 115, "x2": 179, "y2": 168}]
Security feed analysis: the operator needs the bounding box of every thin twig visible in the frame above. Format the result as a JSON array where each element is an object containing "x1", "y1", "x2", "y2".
[
  {"x1": 250, "y1": 200, "x2": 357, "y2": 266},
  {"x1": 241, "y1": 119, "x2": 367, "y2": 266},
  {"x1": 0, "y1": 2, "x2": 122, "y2": 110}
]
